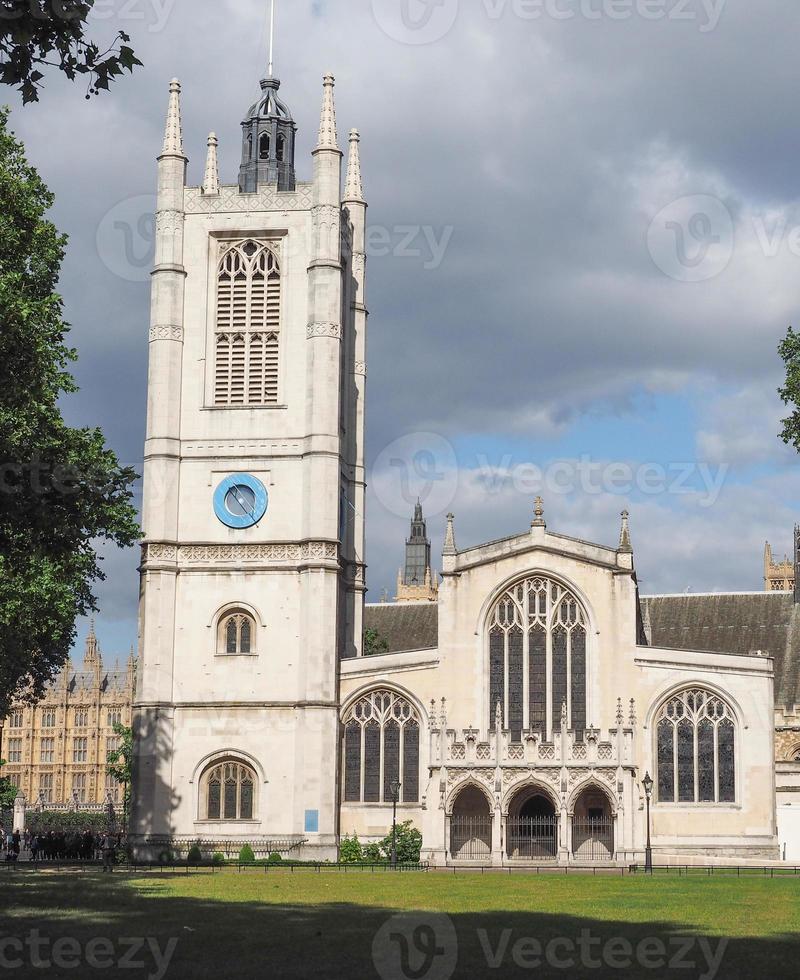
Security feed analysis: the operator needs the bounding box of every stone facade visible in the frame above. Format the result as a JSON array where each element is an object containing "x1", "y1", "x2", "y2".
[
  {"x1": 0, "y1": 624, "x2": 134, "y2": 806},
  {"x1": 395, "y1": 502, "x2": 438, "y2": 604},
  {"x1": 765, "y1": 539, "x2": 795, "y2": 593}
]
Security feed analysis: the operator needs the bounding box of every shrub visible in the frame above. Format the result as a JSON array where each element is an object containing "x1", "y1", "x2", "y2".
[
  {"x1": 157, "y1": 849, "x2": 174, "y2": 865},
  {"x1": 363, "y1": 841, "x2": 383, "y2": 863},
  {"x1": 267, "y1": 851, "x2": 283, "y2": 865},
  {"x1": 239, "y1": 844, "x2": 255, "y2": 864},
  {"x1": 26, "y1": 811, "x2": 110, "y2": 835},
  {"x1": 187, "y1": 844, "x2": 202, "y2": 865},
  {"x1": 339, "y1": 833, "x2": 363, "y2": 864},
  {"x1": 378, "y1": 820, "x2": 422, "y2": 864},
  {"x1": 212, "y1": 852, "x2": 225, "y2": 867}
]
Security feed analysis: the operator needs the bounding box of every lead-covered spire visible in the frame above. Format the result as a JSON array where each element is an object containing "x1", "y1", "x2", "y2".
[
  {"x1": 317, "y1": 73, "x2": 338, "y2": 150},
  {"x1": 161, "y1": 78, "x2": 185, "y2": 158},
  {"x1": 344, "y1": 128, "x2": 364, "y2": 202}
]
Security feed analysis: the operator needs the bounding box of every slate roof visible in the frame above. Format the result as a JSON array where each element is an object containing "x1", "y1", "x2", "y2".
[
  {"x1": 642, "y1": 593, "x2": 800, "y2": 710},
  {"x1": 364, "y1": 604, "x2": 438, "y2": 654}
]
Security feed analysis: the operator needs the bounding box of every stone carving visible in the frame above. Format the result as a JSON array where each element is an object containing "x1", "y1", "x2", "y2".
[
  {"x1": 184, "y1": 183, "x2": 314, "y2": 214},
  {"x1": 354, "y1": 361, "x2": 366, "y2": 377},
  {"x1": 149, "y1": 324, "x2": 184, "y2": 342},
  {"x1": 144, "y1": 542, "x2": 338, "y2": 565},
  {"x1": 307, "y1": 322, "x2": 342, "y2": 340}
]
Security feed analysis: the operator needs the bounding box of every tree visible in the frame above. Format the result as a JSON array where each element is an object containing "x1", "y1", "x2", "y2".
[
  {"x1": 0, "y1": 759, "x2": 19, "y2": 808},
  {"x1": 106, "y1": 723, "x2": 132, "y2": 810},
  {"x1": 364, "y1": 628, "x2": 389, "y2": 657},
  {"x1": 0, "y1": 109, "x2": 139, "y2": 718},
  {"x1": 779, "y1": 326, "x2": 800, "y2": 452},
  {"x1": 0, "y1": 1, "x2": 141, "y2": 103}
]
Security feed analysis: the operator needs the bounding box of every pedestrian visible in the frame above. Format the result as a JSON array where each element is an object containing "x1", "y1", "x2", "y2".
[
  {"x1": 30, "y1": 834, "x2": 40, "y2": 863},
  {"x1": 101, "y1": 833, "x2": 115, "y2": 873}
]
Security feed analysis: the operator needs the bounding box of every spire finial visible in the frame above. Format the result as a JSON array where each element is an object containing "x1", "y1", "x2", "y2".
[
  {"x1": 162, "y1": 78, "x2": 185, "y2": 158},
  {"x1": 443, "y1": 513, "x2": 457, "y2": 556},
  {"x1": 84, "y1": 618, "x2": 100, "y2": 668},
  {"x1": 344, "y1": 128, "x2": 365, "y2": 202},
  {"x1": 317, "y1": 73, "x2": 338, "y2": 150},
  {"x1": 532, "y1": 496, "x2": 546, "y2": 529},
  {"x1": 203, "y1": 132, "x2": 220, "y2": 195},
  {"x1": 618, "y1": 510, "x2": 633, "y2": 554}
]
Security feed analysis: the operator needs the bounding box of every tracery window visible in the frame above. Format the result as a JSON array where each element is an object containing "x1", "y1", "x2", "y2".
[
  {"x1": 655, "y1": 689, "x2": 736, "y2": 804},
  {"x1": 107, "y1": 709, "x2": 122, "y2": 727},
  {"x1": 7, "y1": 739, "x2": 22, "y2": 763},
  {"x1": 72, "y1": 773, "x2": 87, "y2": 803},
  {"x1": 39, "y1": 774, "x2": 53, "y2": 804},
  {"x1": 73, "y1": 737, "x2": 88, "y2": 763},
  {"x1": 203, "y1": 761, "x2": 256, "y2": 821},
  {"x1": 75, "y1": 709, "x2": 89, "y2": 728},
  {"x1": 214, "y1": 240, "x2": 281, "y2": 407},
  {"x1": 41, "y1": 709, "x2": 56, "y2": 728},
  {"x1": 9, "y1": 710, "x2": 23, "y2": 728},
  {"x1": 218, "y1": 611, "x2": 256, "y2": 656},
  {"x1": 487, "y1": 576, "x2": 587, "y2": 741},
  {"x1": 40, "y1": 738, "x2": 54, "y2": 763},
  {"x1": 342, "y1": 690, "x2": 420, "y2": 804}
]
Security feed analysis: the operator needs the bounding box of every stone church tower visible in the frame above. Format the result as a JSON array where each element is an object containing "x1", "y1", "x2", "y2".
[
  {"x1": 395, "y1": 501, "x2": 438, "y2": 603},
  {"x1": 131, "y1": 65, "x2": 367, "y2": 857}
]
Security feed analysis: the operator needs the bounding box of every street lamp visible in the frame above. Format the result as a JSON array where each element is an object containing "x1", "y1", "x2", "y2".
[
  {"x1": 642, "y1": 771, "x2": 654, "y2": 874},
  {"x1": 389, "y1": 779, "x2": 401, "y2": 869}
]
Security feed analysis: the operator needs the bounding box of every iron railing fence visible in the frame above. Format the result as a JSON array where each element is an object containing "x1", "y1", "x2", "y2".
[
  {"x1": 449, "y1": 815, "x2": 492, "y2": 860},
  {"x1": 506, "y1": 816, "x2": 558, "y2": 860},
  {"x1": 572, "y1": 818, "x2": 614, "y2": 862}
]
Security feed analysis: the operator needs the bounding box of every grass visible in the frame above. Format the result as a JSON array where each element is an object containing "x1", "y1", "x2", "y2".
[{"x1": 0, "y1": 869, "x2": 798, "y2": 978}]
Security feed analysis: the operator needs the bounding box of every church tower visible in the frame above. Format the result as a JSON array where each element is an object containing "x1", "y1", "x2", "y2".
[
  {"x1": 395, "y1": 501, "x2": 438, "y2": 604},
  {"x1": 131, "y1": 58, "x2": 368, "y2": 858}
]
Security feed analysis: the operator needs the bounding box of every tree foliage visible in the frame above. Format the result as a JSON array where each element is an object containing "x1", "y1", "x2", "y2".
[
  {"x1": 106, "y1": 722, "x2": 132, "y2": 806},
  {"x1": 0, "y1": 759, "x2": 19, "y2": 807},
  {"x1": 779, "y1": 326, "x2": 800, "y2": 453},
  {"x1": 0, "y1": 109, "x2": 139, "y2": 717},
  {"x1": 364, "y1": 628, "x2": 389, "y2": 657},
  {"x1": 0, "y1": 1, "x2": 140, "y2": 103}
]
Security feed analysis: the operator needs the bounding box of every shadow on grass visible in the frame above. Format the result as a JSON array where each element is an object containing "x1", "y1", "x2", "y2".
[{"x1": 0, "y1": 873, "x2": 797, "y2": 979}]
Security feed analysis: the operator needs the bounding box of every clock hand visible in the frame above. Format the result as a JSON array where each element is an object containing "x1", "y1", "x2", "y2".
[{"x1": 231, "y1": 486, "x2": 256, "y2": 520}]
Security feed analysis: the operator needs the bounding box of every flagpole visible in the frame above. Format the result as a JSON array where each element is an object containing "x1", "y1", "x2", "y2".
[{"x1": 268, "y1": 0, "x2": 275, "y2": 77}]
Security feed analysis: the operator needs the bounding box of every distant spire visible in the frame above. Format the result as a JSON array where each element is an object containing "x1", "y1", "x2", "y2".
[
  {"x1": 344, "y1": 128, "x2": 364, "y2": 202},
  {"x1": 203, "y1": 132, "x2": 220, "y2": 195},
  {"x1": 317, "y1": 73, "x2": 338, "y2": 150},
  {"x1": 531, "y1": 496, "x2": 546, "y2": 529},
  {"x1": 161, "y1": 78, "x2": 185, "y2": 157},
  {"x1": 84, "y1": 619, "x2": 100, "y2": 669},
  {"x1": 795, "y1": 525, "x2": 800, "y2": 605},
  {"x1": 618, "y1": 510, "x2": 633, "y2": 554},
  {"x1": 268, "y1": 0, "x2": 276, "y2": 77},
  {"x1": 443, "y1": 513, "x2": 457, "y2": 556}
]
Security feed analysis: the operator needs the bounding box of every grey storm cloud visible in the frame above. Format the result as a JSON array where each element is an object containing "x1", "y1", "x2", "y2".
[{"x1": 7, "y1": 0, "x2": 799, "y2": 642}]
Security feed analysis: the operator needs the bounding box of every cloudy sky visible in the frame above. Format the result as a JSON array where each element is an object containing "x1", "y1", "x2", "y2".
[{"x1": 7, "y1": 0, "x2": 800, "y2": 658}]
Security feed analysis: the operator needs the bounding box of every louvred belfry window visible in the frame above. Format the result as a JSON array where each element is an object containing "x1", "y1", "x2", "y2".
[{"x1": 214, "y1": 240, "x2": 281, "y2": 406}]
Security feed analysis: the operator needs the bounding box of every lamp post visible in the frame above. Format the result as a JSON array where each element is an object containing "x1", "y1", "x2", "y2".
[
  {"x1": 390, "y1": 779, "x2": 401, "y2": 869},
  {"x1": 642, "y1": 772, "x2": 654, "y2": 874}
]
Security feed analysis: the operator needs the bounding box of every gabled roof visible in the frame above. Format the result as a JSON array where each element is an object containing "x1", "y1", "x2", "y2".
[{"x1": 365, "y1": 603, "x2": 438, "y2": 654}]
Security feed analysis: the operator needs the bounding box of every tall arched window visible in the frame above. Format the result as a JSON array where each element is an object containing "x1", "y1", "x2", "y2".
[
  {"x1": 487, "y1": 576, "x2": 587, "y2": 741},
  {"x1": 259, "y1": 132, "x2": 271, "y2": 160},
  {"x1": 214, "y1": 240, "x2": 281, "y2": 406},
  {"x1": 217, "y1": 610, "x2": 256, "y2": 656},
  {"x1": 202, "y1": 760, "x2": 256, "y2": 821},
  {"x1": 342, "y1": 690, "x2": 420, "y2": 804},
  {"x1": 655, "y1": 689, "x2": 736, "y2": 804}
]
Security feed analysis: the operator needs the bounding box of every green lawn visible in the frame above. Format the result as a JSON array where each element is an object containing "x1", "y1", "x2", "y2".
[{"x1": 0, "y1": 869, "x2": 798, "y2": 978}]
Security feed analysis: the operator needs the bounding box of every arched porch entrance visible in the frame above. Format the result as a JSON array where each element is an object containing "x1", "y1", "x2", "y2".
[
  {"x1": 506, "y1": 787, "x2": 558, "y2": 860},
  {"x1": 449, "y1": 786, "x2": 492, "y2": 861},
  {"x1": 571, "y1": 786, "x2": 614, "y2": 862}
]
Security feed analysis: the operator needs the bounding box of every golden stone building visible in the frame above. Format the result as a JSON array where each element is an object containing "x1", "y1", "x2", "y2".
[
  {"x1": 764, "y1": 536, "x2": 797, "y2": 593},
  {"x1": 0, "y1": 624, "x2": 135, "y2": 806}
]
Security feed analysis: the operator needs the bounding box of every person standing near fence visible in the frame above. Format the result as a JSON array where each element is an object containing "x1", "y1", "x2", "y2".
[{"x1": 101, "y1": 833, "x2": 115, "y2": 873}]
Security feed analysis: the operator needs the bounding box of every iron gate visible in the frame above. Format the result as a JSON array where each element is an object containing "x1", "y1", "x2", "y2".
[
  {"x1": 506, "y1": 816, "x2": 558, "y2": 859},
  {"x1": 572, "y1": 818, "x2": 614, "y2": 861},
  {"x1": 450, "y1": 815, "x2": 492, "y2": 860}
]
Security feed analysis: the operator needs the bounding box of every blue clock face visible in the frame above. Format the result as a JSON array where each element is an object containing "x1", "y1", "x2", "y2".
[{"x1": 214, "y1": 474, "x2": 269, "y2": 529}]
